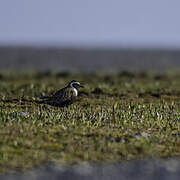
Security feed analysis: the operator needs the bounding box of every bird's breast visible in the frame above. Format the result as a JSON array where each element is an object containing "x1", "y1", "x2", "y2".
[{"x1": 72, "y1": 87, "x2": 78, "y2": 96}]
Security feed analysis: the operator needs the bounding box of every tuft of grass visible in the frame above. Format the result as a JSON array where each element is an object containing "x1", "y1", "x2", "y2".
[{"x1": 0, "y1": 71, "x2": 179, "y2": 173}]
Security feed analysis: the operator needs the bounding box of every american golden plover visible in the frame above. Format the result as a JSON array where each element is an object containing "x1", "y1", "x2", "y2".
[{"x1": 41, "y1": 80, "x2": 83, "y2": 107}]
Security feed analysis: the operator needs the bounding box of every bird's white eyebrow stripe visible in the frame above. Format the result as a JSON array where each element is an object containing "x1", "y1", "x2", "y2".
[{"x1": 70, "y1": 82, "x2": 80, "y2": 86}]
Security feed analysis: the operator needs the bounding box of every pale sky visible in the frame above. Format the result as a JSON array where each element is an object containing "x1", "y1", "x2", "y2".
[{"x1": 0, "y1": 0, "x2": 180, "y2": 48}]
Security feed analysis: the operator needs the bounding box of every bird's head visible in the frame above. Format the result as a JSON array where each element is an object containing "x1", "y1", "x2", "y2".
[{"x1": 69, "y1": 80, "x2": 84, "y2": 89}]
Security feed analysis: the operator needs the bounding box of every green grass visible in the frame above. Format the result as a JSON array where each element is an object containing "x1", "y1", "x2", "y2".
[{"x1": 0, "y1": 71, "x2": 180, "y2": 173}]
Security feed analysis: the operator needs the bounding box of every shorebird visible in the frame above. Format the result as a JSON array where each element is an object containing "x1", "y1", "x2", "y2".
[{"x1": 40, "y1": 80, "x2": 83, "y2": 107}]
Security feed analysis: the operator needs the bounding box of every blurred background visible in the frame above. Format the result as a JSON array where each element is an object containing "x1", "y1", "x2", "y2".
[{"x1": 0, "y1": 0, "x2": 180, "y2": 72}]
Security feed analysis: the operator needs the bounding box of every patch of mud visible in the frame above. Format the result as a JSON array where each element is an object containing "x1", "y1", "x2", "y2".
[{"x1": 92, "y1": 88, "x2": 104, "y2": 95}]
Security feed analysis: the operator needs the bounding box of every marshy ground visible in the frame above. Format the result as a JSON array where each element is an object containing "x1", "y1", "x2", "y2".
[{"x1": 0, "y1": 71, "x2": 180, "y2": 173}]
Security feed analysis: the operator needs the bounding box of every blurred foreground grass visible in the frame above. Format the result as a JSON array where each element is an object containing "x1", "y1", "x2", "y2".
[{"x1": 0, "y1": 71, "x2": 180, "y2": 173}]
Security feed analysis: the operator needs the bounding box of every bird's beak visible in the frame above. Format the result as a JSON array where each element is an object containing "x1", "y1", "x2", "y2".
[{"x1": 79, "y1": 84, "x2": 84, "y2": 88}]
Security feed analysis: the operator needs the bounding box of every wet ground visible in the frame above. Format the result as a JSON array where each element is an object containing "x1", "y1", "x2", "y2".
[
  {"x1": 0, "y1": 47, "x2": 180, "y2": 72},
  {"x1": 1, "y1": 158, "x2": 180, "y2": 180}
]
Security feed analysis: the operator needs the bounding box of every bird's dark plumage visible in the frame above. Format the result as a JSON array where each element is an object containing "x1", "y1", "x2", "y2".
[{"x1": 39, "y1": 80, "x2": 82, "y2": 107}]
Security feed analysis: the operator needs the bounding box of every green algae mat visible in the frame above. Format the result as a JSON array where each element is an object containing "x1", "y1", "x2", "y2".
[{"x1": 0, "y1": 71, "x2": 179, "y2": 173}]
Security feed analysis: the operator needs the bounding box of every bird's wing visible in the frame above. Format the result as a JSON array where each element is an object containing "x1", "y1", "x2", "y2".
[
  {"x1": 54, "y1": 87, "x2": 76, "y2": 102},
  {"x1": 53, "y1": 87, "x2": 66, "y2": 98},
  {"x1": 40, "y1": 87, "x2": 76, "y2": 107}
]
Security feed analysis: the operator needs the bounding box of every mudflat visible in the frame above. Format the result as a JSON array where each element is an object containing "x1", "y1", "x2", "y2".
[{"x1": 0, "y1": 47, "x2": 180, "y2": 72}]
